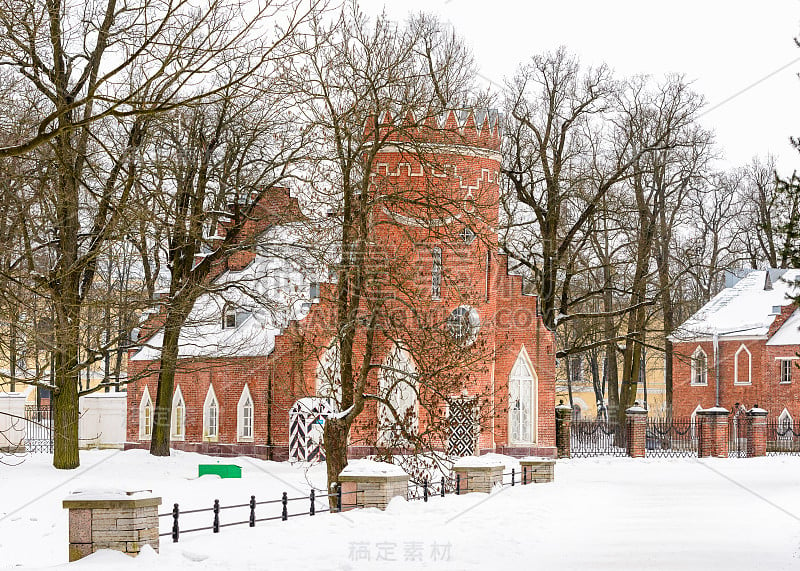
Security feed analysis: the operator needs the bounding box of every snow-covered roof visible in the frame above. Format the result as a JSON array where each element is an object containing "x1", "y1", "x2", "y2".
[
  {"x1": 132, "y1": 223, "x2": 324, "y2": 361},
  {"x1": 766, "y1": 308, "x2": 800, "y2": 346},
  {"x1": 672, "y1": 269, "x2": 800, "y2": 342}
]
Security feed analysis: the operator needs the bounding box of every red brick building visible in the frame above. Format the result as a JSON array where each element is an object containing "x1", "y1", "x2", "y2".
[
  {"x1": 672, "y1": 269, "x2": 800, "y2": 426},
  {"x1": 126, "y1": 110, "x2": 557, "y2": 460}
]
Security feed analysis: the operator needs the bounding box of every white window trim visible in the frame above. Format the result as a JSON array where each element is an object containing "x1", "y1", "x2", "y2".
[
  {"x1": 778, "y1": 358, "x2": 794, "y2": 384},
  {"x1": 508, "y1": 346, "x2": 538, "y2": 446},
  {"x1": 171, "y1": 385, "x2": 186, "y2": 441},
  {"x1": 222, "y1": 304, "x2": 251, "y2": 330},
  {"x1": 139, "y1": 386, "x2": 153, "y2": 441},
  {"x1": 237, "y1": 384, "x2": 255, "y2": 442},
  {"x1": 690, "y1": 404, "x2": 703, "y2": 439},
  {"x1": 690, "y1": 346, "x2": 708, "y2": 386},
  {"x1": 778, "y1": 408, "x2": 793, "y2": 440},
  {"x1": 203, "y1": 385, "x2": 219, "y2": 442},
  {"x1": 734, "y1": 344, "x2": 752, "y2": 385}
]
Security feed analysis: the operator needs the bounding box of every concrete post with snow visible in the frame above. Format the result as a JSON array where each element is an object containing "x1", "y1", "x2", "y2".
[
  {"x1": 697, "y1": 407, "x2": 729, "y2": 458},
  {"x1": 625, "y1": 405, "x2": 648, "y2": 458},
  {"x1": 519, "y1": 456, "x2": 555, "y2": 483},
  {"x1": 0, "y1": 392, "x2": 27, "y2": 451},
  {"x1": 337, "y1": 460, "x2": 409, "y2": 511},
  {"x1": 63, "y1": 490, "x2": 161, "y2": 561},
  {"x1": 452, "y1": 456, "x2": 504, "y2": 493},
  {"x1": 746, "y1": 406, "x2": 768, "y2": 458},
  {"x1": 555, "y1": 401, "x2": 572, "y2": 459}
]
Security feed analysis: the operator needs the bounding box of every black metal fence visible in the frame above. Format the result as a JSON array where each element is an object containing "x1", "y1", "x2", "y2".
[
  {"x1": 161, "y1": 469, "x2": 534, "y2": 542},
  {"x1": 570, "y1": 419, "x2": 627, "y2": 457},
  {"x1": 767, "y1": 420, "x2": 800, "y2": 454},
  {"x1": 646, "y1": 417, "x2": 697, "y2": 457},
  {"x1": 159, "y1": 486, "x2": 361, "y2": 543},
  {"x1": 570, "y1": 417, "x2": 703, "y2": 458},
  {"x1": 24, "y1": 405, "x2": 53, "y2": 453},
  {"x1": 567, "y1": 412, "x2": 800, "y2": 459}
]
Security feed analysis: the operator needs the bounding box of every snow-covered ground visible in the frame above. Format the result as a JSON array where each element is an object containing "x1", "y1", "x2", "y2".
[{"x1": 3, "y1": 450, "x2": 800, "y2": 570}]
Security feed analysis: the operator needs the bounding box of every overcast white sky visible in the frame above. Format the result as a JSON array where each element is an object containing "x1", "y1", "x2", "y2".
[{"x1": 375, "y1": 0, "x2": 800, "y2": 174}]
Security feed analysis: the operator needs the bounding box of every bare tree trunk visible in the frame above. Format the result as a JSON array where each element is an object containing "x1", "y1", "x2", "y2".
[
  {"x1": 603, "y1": 260, "x2": 620, "y2": 420},
  {"x1": 566, "y1": 356, "x2": 574, "y2": 407},
  {"x1": 52, "y1": 299, "x2": 81, "y2": 469},
  {"x1": 656, "y1": 219, "x2": 675, "y2": 417},
  {"x1": 9, "y1": 313, "x2": 16, "y2": 392},
  {"x1": 324, "y1": 417, "x2": 351, "y2": 510},
  {"x1": 150, "y1": 312, "x2": 188, "y2": 456}
]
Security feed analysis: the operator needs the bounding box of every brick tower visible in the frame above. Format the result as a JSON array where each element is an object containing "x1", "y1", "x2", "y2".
[{"x1": 126, "y1": 110, "x2": 556, "y2": 460}]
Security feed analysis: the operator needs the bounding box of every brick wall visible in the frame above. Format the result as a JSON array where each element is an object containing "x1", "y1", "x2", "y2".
[
  {"x1": 674, "y1": 337, "x2": 800, "y2": 421},
  {"x1": 126, "y1": 115, "x2": 557, "y2": 457}
]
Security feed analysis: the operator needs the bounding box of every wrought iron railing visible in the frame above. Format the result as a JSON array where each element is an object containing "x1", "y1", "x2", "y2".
[
  {"x1": 570, "y1": 419, "x2": 627, "y2": 457},
  {"x1": 646, "y1": 417, "x2": 697, "y2": 457},
  {"x1": 24, "y1": 405, "x2": 53, "y2": 453},
  {"x1": 158, "y1": 486, "x2": 362, "y2": 543},
  {"x1": 728, "y1": 412, "x2": 748, "y2": 458},
  {"x1": 161, "y1": 468, "x2": 540, "y2": 542},
  {"x1": 766, "y1": 420, "x2": 800, "y2": 454}
]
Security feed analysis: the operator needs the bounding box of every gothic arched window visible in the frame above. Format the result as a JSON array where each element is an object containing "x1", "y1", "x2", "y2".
[{"x1": 509, "y1": 348, "x2": 537, "y2": 444}]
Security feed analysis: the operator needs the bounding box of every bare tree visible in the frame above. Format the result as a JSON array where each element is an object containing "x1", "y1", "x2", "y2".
[
  {"x1": 144, "y1": 87, "x2": 309, "y2": 457},
  {"x1": 502, "y1": 50, "x2": 707, "y2": 421},
  {"x1": 502, "y1": 49, "x2": 690, "y2": 334},
  {"x1": 283, "y1": 4, "x2": 498, "y2": 499},
  {"x1": 734, "y1": 158, "x2": 797, "y2": 269},
  {"x1": 0, "y1": 0, "x2": 312, "y2": 468}
]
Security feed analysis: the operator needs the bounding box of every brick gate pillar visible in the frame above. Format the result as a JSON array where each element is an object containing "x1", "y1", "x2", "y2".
[
  {"x1": 555, "y1": 401, "x2": 572, "y2": 459},
  {"x1": 746, "y1": 405, "x2": 768, "y2": 458},
  {"x1": 625, "y1": 405, "x2": 648, "y2": 458},
  {"x1": 697, "y1": 407, "x2": 729, "y2": 458}
]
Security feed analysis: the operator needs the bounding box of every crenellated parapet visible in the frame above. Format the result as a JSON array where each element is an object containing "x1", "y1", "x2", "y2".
[{"x1": 364, "y1": 108, "x2": 501, "y2": 152}]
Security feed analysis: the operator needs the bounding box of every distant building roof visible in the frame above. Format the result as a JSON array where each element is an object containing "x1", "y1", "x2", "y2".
[
  {"x1": 131, "y1": 222, "x2": 322, "y2": 361},
  {"x1": 672, "y1": 269, "x2": 800, "y2": 342}
]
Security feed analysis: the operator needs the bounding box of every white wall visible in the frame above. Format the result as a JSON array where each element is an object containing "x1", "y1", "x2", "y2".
[
  {"x1": 0, "y1": 393, "x2": 27, "y2": 450},
  {"x1": 79, "y1": 393, "x2": 127, "y2": 449}
]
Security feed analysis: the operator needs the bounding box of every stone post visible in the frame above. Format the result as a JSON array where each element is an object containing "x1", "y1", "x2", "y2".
[
  {"x1": 63, "y1": 490, "x2": 161, "y2": 562},
  {"x1": 337, "y1": 460, "x2": 409, "y2": 511},
  {"x1": 519, "y1": 457, "x2": 555, "y2": 483},
  {"x1": 697, "y1": 407, "x2": 729, "y2": 458},
  {"x1": 746, "y1": 405, "x2": 768, "y2": 458},
  {"x1": 555, "y1": 401, "x2": 572, "y2": 459},
  {"x1": 625, "y1": 406, "x2": 648, "y2": 458},
  {"x1": 452, "y1": 457, "x2": 504, "y2": 493},
  {"x1": 0, "y1": 393, "x2": 27, "y2": 451}
]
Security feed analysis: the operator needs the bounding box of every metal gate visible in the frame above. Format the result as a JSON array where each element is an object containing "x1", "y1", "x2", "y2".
[
  {"x1": 646, "y1": 417, "x2": 697, "y2": 457},
  {"x1": 570, "y1": 419, "x2": 627, "y2": 457},
  {"x1": 288, "y1": 398, "x2": 335, "y2": 463},
  {"x1": 447, "y1": 397, "x2": 478, "y2": 457},
  {"x1": 729, "y1": 407, "x2": 748, "y2": 458},
  {"x1": 24, "y1": 405, "x2": 54, "y2": 453}
]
